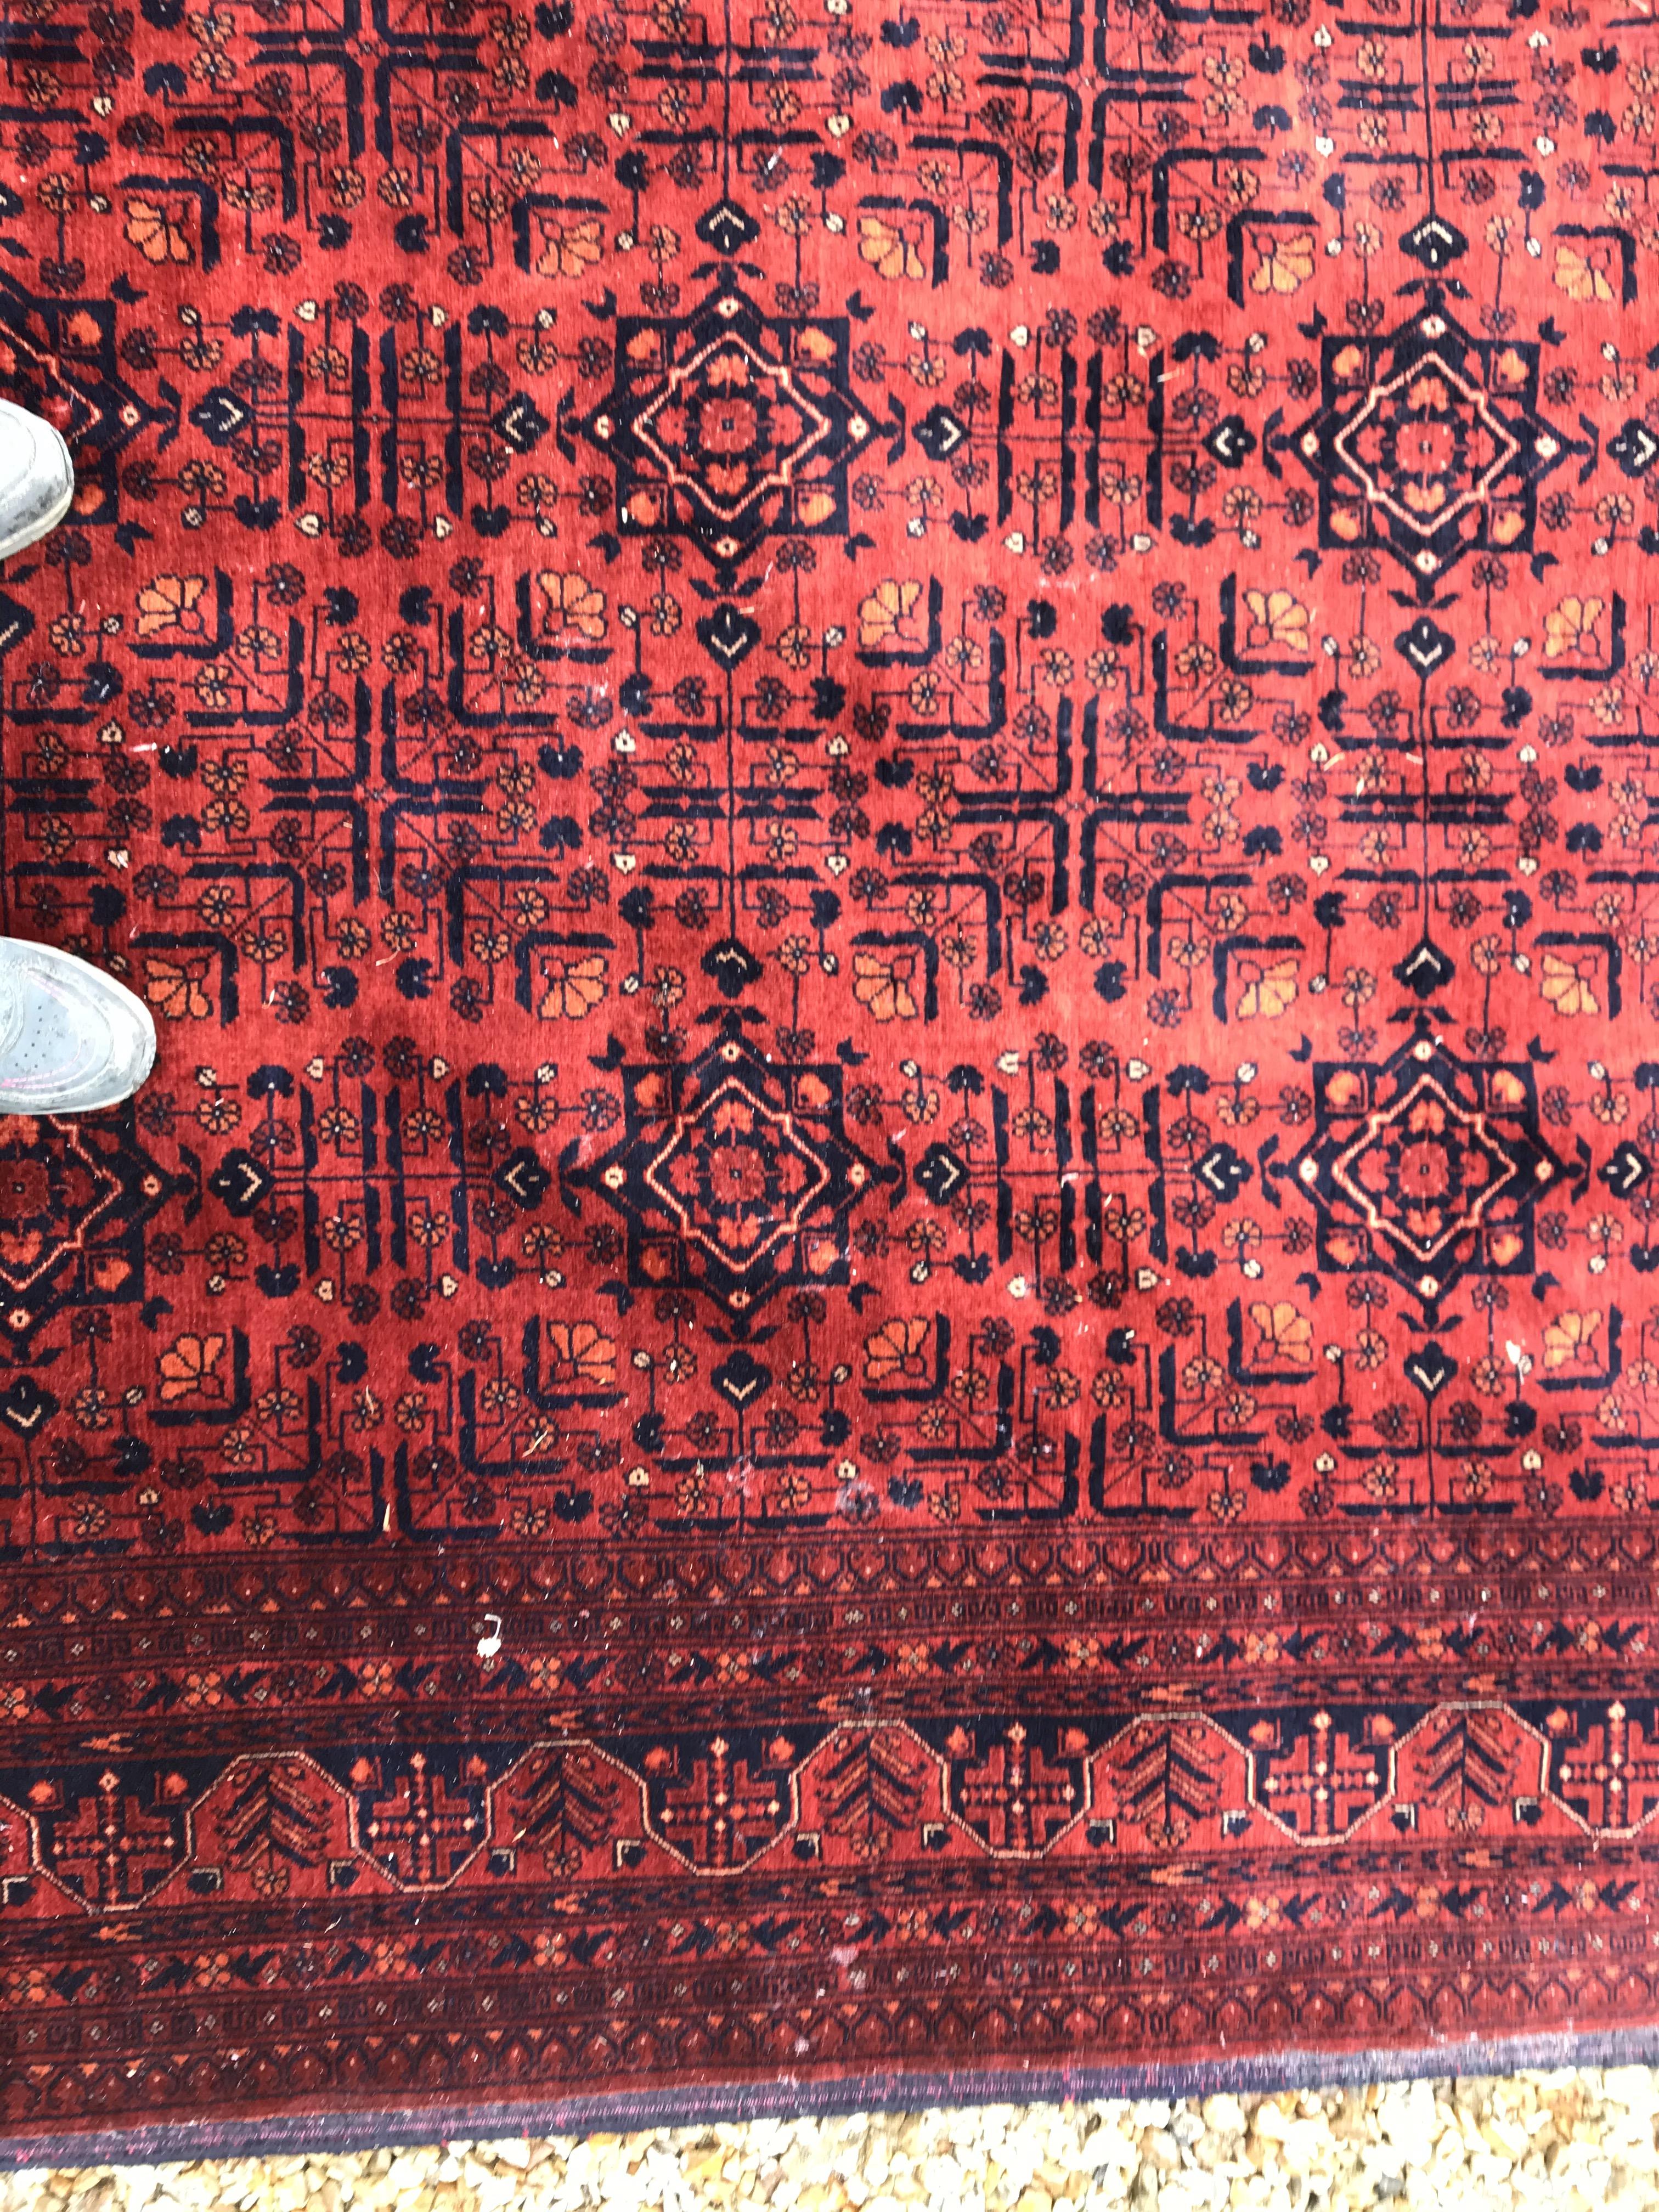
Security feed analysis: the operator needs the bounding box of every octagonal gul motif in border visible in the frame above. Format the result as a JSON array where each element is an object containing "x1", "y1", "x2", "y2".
[
  {"x1": 1290, "y1": 290, "x2": 1574, "y2": 595},
  {"x1": 569, "y1": 1028, "x2": 885, "y2": 1317},
  {"x1": 1290, "y1": 1024, "x2": 1567, "y2": 1310},
  {"x1": 583, "y1": 272, "x2": 877, "y2": 568}
]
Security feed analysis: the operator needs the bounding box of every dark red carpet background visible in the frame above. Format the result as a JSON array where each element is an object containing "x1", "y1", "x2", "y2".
[{"x1": 0, "y1": 0, "x2": 1656, "y2": 2153}]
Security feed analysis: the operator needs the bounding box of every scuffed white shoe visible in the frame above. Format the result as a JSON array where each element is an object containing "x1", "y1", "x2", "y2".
[
  {"x1": 0, "y1": 399, "x2": 74, "y2": 562},
  {"x1": 0, "y1": 941, "x2": 155, "y2": 1115}
]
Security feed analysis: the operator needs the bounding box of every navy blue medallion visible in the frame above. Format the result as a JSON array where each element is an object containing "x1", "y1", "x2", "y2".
[
  {"x1": 582, "y1": 273, "x2": 877, "y2": 573},
  {"x1": 1290, "y1": 1026, "x2": 1566, "y2": 1308},
  {"x1": 1289, "y1": 293, "x2": 1574, "y2": 597},
  {"x1": 0, "y1": 1108, "x2": 179, "y2": 1344},
  {"x1": 568, "y1": 1029, "x2": 884, "y2": 1317}
]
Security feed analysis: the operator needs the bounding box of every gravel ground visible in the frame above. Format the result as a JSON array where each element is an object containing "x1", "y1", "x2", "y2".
[{"x1": 8, "y1": 2072, "x2": 1659, "y2": 2211}]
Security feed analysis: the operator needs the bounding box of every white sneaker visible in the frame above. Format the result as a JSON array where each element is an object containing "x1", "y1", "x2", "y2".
[
  {"x1": 0, "y1": 399, "x2": 74, "y2": 561},
  {"x1": 0, "y1": 941, "x2": 156, "y2": 1115}
]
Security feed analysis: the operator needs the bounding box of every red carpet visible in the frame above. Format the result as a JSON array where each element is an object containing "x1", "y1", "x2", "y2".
[{"x1": 1, "y1": 0, "x2": 1657, "y2": 2154}]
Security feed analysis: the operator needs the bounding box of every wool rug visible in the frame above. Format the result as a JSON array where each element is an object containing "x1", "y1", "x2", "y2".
[{"x1": 0, "y1": 0, "x2": 1655, "y2": 2158}]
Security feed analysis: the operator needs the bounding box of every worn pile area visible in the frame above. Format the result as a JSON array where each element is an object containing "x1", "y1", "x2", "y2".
[{"x1": 12, "y1": 2073, "x2": 1659, "y2": 2210}]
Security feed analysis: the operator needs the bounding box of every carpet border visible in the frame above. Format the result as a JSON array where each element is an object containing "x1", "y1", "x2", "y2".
[{"x1": 8, "y1": 2028, "x2": 1659, "y2": 2170}]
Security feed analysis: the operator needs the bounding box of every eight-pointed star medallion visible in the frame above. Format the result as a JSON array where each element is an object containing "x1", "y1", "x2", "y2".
[
  {"x1": 1290, "y1": 1026, "x2": 1566, "y2": 1308},
  {"x1": 1290, "y1": 291, "x2": 1573, "y2": 596},
  {"x1": 582, "y1": 269, "x2": 876, "y2": 570},
  {"x1": 570, "y1": 1030, "x2": 884, "y2": 1318}
]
